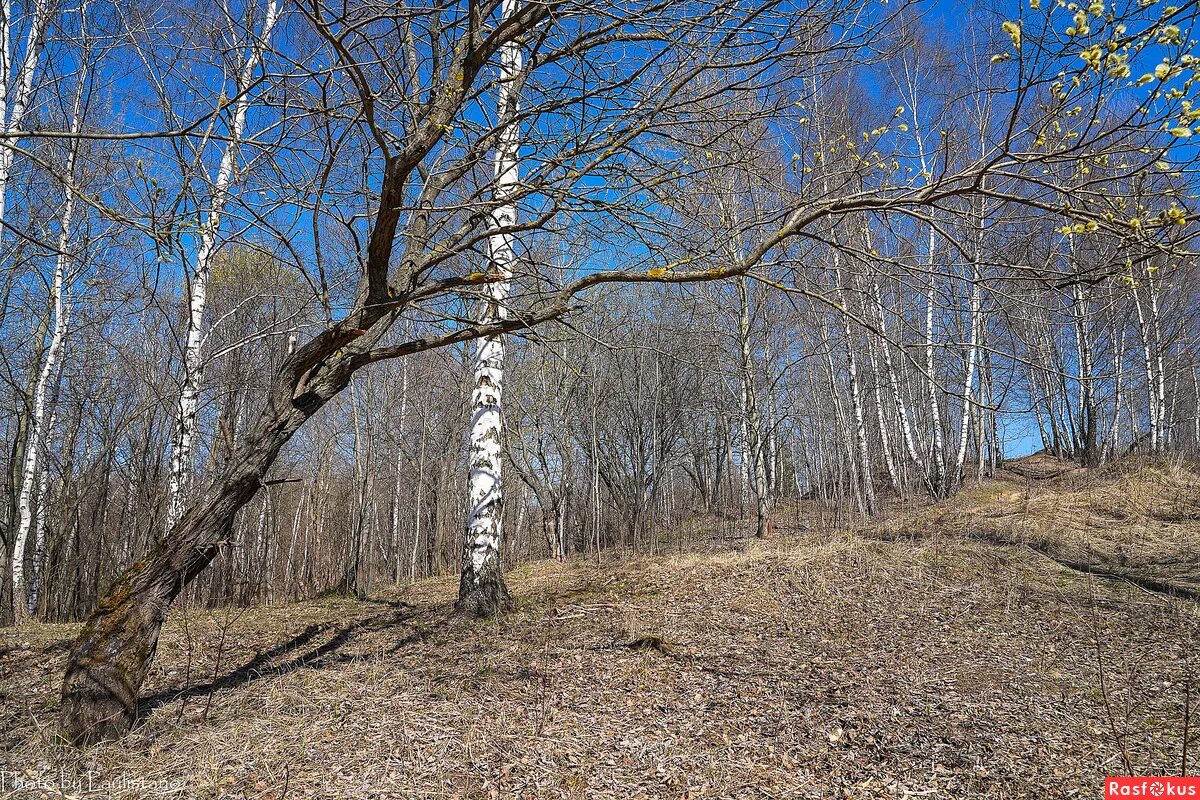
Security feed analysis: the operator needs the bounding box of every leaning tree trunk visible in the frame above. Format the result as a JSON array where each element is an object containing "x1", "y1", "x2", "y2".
[
  {"x1": 59, "y1": 324, "x2": 371, "y2": 744},
  {"x1": 456, "y1": 0, "x2": 522, "y2": 617},
  {"x1": 48, "y1": 23, "x2": 475, "y2": 721}
]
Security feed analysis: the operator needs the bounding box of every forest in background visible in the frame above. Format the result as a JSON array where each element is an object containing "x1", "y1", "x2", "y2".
[{"x1": 0, "y1": 0, "x2": 1195, "y2": 745}]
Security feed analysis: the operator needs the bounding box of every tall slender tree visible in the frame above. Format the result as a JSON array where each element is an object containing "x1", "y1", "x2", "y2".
[
  {"x1": 165, "y1": 0, "x2": 281, "y2": 529},
  {"x1": 456, "y1": 0, "x2": 524, "y2": 616}
]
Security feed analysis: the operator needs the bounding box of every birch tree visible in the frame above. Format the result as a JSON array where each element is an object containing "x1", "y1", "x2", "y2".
[
  {"x1": 11, "y1": 0, "x2": 1192, "y2": 746},
  {"x1": 456, "y1": 0, "x2": 524, "y2": 616},
  {"x1": 0, "y1": 0, "x2": 52, "y2": 255},
  {"x1": 164, "y1": 0, "x2": 281, "y2": 529},
  {"x1": 736, "y1": 277, "x2": 771, "y2": 535},
  {"x1": 8, "y1": 23, "x2": 89, "y2": 622}
]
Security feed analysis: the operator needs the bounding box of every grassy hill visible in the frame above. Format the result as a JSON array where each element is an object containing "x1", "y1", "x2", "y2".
[{"x1": 2, "y1": 456, "x2": 1198, "y2": 798}]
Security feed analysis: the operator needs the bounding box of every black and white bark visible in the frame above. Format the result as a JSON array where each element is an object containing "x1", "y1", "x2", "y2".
[{"x1": 457, "y1": 0, "x2": 523, "y2": 617}]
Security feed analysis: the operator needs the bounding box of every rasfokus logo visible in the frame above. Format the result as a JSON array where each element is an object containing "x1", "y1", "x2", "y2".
[{"x1": 1106, "y1": 778, "x2": 1200, "y2": 798}]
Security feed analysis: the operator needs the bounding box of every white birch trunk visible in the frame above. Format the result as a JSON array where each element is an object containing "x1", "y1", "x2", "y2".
[
  {"x1": 925, "y1": 248, "x2": 946, "y2": 493},
  {"x1": 737, "y1": 414, "x2": 750, "y2": 512},
  {"x1": 1147, "y1": 273, "x2": 1168, "y2": 450},
  {"x1": 766, "y1": 387, "x2": 778, "y2": 495},
  {"x1": 12, "y1": 190, "x2": 74, "y2": 624},
  {"x1": 820, "y1": 316, "x2": 863, "y2": 514},
  {"x1": 1130, "y1": 267, "x2": 1159, "y2": 452},
  {"x1": 763, "y1": 333, "x2": 778, "y2": 494},
  {"x1": 866, "y1": 327, "x2": 900, "y2": 495},
  {"x1": 1070, "y1": 270, "x2": 1099, "y2": 463},
  {"x1": 872, "y1": 278, "x2": 928, "y2": 488},
  {"x1": 953, "y1": 180, "x2": 988, "y2": 488},
  {"x1": 166, "y1": 0, "x2": 281, "y2": 529},
  {"x1": 10, "y1": 64, "x2": 85, "y2": 621},
  {"x1": 590, "y1": 389, "x2": 601, "y2": 560},
  {"x1": 347, "y1": 377, "x2": 369, "y2": 595},
  {"x1": 411, "y1": 408, "x2": 427, "y2": 583},
  {"x1": 283, "y1": 482, "x2": 305, "y2": 595},
  {"x1": 391, "y1": 355, "x2": 408, "y2": 582},
  {"x1": 1105, "y1": 322, "x2": 1127, "y2": 462},
  {"x1": 832, "y1": 257, "x2": 875, "y2": 515},
  {"x1": 811, "y1": 104, "x2": 871, "y2": 512},
  {"x1": 736, "y1": 278, "x2": 770, "y2": 537},
  {"x1": 1193, "y1": 368, "x2": 1200, "y2": 452},
  {"x1": 458, "y1": 0, "x2": 521, "y2": 614},
  {"x1": 901, "y1": 66, "x2": 945, "y2": 495},
  {"x1": 0, "y1": 0, "x2": 52, "y2": 254},
  {"x1": 952, "y1": 268, "x2": 982, "y2": 490},
  {"x1": 26, "y1": 400, "x2": 55, "y2": 616}
]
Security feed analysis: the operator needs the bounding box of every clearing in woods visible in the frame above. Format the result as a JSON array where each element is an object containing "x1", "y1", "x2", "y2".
[{"x1": 1, "y1": 455, "x2": 1197, "y2": 798}]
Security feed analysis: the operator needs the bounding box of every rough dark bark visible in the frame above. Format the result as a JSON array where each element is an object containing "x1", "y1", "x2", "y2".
[
  {"x1": 59, "y1": 436, "x2": 294, "y2": 742},
  {"x1": 55, "y1": 287, "x2": 551, "y2": 741},
  {"x1": 0, "y1": 531, "x2": 13, "y2": 627},
  {"x1": 59, "y1": 475, "x2": 261, "y2": 741},
  {"x1": 754, "y1": 501, "x2": 771, "y2": 539},
  {"x1": 455, "y1": 562, "x2": 511, "y2": 618},
  {"x1": 58, "y1": 327, "x2": 363, "y2": 744}
]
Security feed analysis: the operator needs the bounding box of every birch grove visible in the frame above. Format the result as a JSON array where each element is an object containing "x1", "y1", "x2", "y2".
[{"x1": 0, "y1": 0, "x2": 1191, "y2": 745}]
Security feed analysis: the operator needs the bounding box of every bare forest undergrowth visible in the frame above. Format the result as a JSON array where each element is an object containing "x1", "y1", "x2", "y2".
[{"x1": 2, "y1": 456, "x2": 1198, "y2": 799}]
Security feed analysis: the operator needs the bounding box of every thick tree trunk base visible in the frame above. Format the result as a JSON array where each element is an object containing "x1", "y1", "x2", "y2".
[
  {"x1": 59, "y1": 661, "x2": 139, "y2": 745},
  {"x1": 58, "y1": 583, "x2": 164, "y2": 745},
  {"x1": 454, "y1": 576, "x2": 512, "y2": 618}
]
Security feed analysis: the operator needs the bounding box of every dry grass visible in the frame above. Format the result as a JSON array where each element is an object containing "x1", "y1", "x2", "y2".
[
  {"x1": 877, "y1": 454, "x2": 1200, "y2": 596},
  {"x1": 1, "y1": 458, "x2": 1199, "y2": 798}
]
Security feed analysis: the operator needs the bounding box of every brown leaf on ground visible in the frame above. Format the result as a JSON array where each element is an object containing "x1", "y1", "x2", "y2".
[{"x1": 2, "y1": 457, "x2": 1198, "y2": 799}]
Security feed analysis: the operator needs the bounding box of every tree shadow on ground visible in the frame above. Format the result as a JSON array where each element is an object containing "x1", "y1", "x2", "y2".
[{"x1": 136, "y1": 600, "x2": 454, "y2": 723}]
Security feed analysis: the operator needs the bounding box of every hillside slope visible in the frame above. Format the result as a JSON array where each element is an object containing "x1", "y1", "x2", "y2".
[
  {"x1": 2, "y1": 459, "x2": 1198, "y2": 799},
  {"x1": 878, "y1": 454, "x2": 1200, "y2": 598}
]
